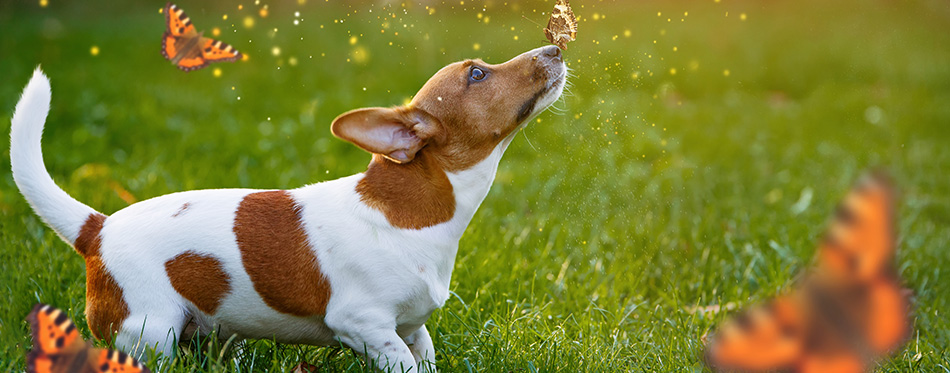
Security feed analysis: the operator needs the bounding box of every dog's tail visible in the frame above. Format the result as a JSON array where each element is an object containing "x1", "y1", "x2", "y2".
[{"x1": 11, "y1": 67, "x2": 104, "y2": 254}]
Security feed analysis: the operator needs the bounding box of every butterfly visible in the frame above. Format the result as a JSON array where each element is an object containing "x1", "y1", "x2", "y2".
[
  {"x1": 704, "y1": 173, "x2": 912, "y2": 373},
  {"x1": 26, "y1": 303, "x2": 151, "y2": 373},
  {"x1": 161, "y1": 2, "x2": 242, "y2": 72},
  {"x1": 544, "y1": 0, "x2": 578, "y2": 50}
]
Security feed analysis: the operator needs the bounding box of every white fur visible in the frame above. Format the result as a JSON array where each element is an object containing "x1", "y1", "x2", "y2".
[
  {"x1": 10, "y1": 68, "x2": 98, "y2": 243},
  {"x1": 10, "y1": 47, "x2": 566, "y2": 372}
]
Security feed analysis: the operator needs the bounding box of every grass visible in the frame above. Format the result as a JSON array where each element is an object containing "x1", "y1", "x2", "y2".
[{"x1": 1, "y1": 0, "x2": 949, "y2": 371}]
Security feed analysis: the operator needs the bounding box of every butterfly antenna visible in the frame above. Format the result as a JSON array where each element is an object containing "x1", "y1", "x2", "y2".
[{"x1": 521, "y1": 14, "x2": 545, "y2": 28}]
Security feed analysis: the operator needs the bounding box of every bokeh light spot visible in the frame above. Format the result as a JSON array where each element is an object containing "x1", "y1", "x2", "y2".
[{"x1": 350, "y1": 45, "x2": 370, "y2": 64}]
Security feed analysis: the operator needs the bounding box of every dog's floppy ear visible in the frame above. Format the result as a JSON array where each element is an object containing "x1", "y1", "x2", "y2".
[{"x1": 331, "y1": 106, "x2": 443, "y2": 164}]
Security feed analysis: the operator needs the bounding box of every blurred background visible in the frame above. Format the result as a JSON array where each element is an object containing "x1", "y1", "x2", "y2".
[{"x1": 1, "y1": 0, "x2": 948, "y2": 370}]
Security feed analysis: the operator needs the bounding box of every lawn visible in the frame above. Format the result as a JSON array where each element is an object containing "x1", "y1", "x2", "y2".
[{"x1": 1, "y1": 0, "x2": 949, "y2": 371}]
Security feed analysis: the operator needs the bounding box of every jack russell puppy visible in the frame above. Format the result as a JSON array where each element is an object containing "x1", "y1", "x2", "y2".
[{"x1": 10, "y1": 45, "x2": 566, "y2": 372}]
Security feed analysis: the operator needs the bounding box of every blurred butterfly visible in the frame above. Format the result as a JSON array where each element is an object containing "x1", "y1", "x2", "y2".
[
  {"x1": 704, "y1": 173, "x2": 912, "y2": 373},
  {"x1": 544, "y1": 0, "x2": 577, "y2": 50},
  {"x1": 161, "y1": 2, "x2": 242, "y2": 72},
  {"x1": 26, "y1": 303, "x2": 150, "y2": 373}
]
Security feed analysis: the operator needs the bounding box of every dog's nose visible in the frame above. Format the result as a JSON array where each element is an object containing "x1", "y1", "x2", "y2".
[{"x1": 541, "y1": 45, "x2": 562, "y2": 61}]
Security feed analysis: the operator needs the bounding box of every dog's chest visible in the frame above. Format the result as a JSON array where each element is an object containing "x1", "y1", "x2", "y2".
[{"x1": 397, "y1": 260, "x2": 453, "y2": 324}]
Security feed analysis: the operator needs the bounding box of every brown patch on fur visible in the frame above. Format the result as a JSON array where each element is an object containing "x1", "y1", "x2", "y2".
[
  {"x1": 74, "y1": 213, "x2": 107, "y2": 257},
  {"x1": 165, "y1": 251, "x2": 231, "y2": 314},
  {"x1": 234, "y1": 191, "x2": 331, "y2": 316},
  {"x1": 357, "y1": 152, "x2": 455, "y2": 229},
  {"x1": 172, "y1": 202, "x2": 191, "y2": 217},
  {"x1": 75, "y1": 213, "x2": 130, "y2": 343},
  {"x1": 85, "y1": 256, "x2": 129, "y2": 342}
]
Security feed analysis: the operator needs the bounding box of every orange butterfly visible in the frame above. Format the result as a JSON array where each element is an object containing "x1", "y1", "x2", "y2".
[
  {"x1": 704, "y1": 173, "x2": 912, "y2": 372},
  {"x1": 161, "y1": 3, "x2": 242, "y2": 72},
  {"x1": 26, "y1": 304, "x2": 150, "y2": 373}
]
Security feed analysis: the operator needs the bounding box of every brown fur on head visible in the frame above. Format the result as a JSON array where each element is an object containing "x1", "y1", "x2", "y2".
[
  {"x1": 331, "y1": 46, "x2": 566, "y2": 230},
  {"x1": 332, "y1": 46, "x2": 566, "y2": 172}
]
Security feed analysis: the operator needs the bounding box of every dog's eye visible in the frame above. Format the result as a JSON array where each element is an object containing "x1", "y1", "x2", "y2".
[{"x1": 469, "y1": 67, "x2": 487, "y2": 82}]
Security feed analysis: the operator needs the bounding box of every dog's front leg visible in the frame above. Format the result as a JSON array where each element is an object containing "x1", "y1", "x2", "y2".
[
  {"x1": 344, "y1": 330, "x2": 416, "y2": 372},
  {"x1": 403, "y1": 324, "x2": 437, "y2": 373},
  {"x1": 328, "y1": 313, "x2": 416, "y2": 372}
]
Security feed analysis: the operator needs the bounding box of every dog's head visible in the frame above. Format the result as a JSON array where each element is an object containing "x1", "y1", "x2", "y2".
[{"x1": 332, "y1": 45, "x2": 567, "y2": 172}]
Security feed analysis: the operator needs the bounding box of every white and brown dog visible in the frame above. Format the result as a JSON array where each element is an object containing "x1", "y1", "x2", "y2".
[{"x1": 11, "y1": 45, "x2": 566, "y2": 372}]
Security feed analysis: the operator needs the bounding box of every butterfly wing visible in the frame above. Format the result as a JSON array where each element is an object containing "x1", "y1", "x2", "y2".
[
  {"x1": 27, "y1": 353, "x2": 100, "y2": 373},
  {"x1": 543, "y1": 23, "x2": 562, "y2": 50},
  {"x1": 161, "y1": 33, "x2": 180, "y2": 61},
  {"x1": 27, "y1": 304, "x2": 84, "y2": 356},
  {"x1": 198, "y1": 37, "x2": 242, "y2": 63},
  {"x1": 818, "y1": 173, "x2": 895, "y2": 283},
  {"x1": 175, "y1": 54, "x2": 210, "y2": 71},
  {"x1": 26, "y1": 304, "x2": 93, "y2": 373},
  {"x1": 25, "y1": 351, "x2": 54, "y2": 373},
  {"x1": 798, "y1": 354, "x2": 865, "y2": 373},
  {"x1": 544, "y1": 0, "x2": 577, "y2": 50},
  {"x1": 90, "y1": 348, "x2": 151, "y2": 373},
  {"x1": 558, "y1": 0, "x2": 578, "y2": 40},
  {"x1": 864, "y1": 277, "x2": 912, "y2": 354},
  {"x1": 165, "y1": 3, "x2": 196, "y2": 38},
  {"x1": 704, "y1": 295, "x2": 807, "y2": 371}
]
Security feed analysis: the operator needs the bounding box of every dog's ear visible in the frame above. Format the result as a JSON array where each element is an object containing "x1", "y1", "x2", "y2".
[{"x1": 331, "y1": 106, "x2": 443, "y2": 163}]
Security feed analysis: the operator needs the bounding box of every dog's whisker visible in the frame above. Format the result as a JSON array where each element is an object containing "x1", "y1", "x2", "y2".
[
  {"x1": 522, "y1": 128, "x2": 539, "y2": 152},
  {"x1": 548, "y1": 103, "x2": 569, "y2": 114}
]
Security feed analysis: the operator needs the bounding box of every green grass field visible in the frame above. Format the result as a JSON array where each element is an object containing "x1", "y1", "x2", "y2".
[{"x1": 1, "y1": 0, "x2": 949, "y2": 371}]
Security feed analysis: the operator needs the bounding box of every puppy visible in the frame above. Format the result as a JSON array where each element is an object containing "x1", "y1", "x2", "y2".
[{"x1": 10, "y1": 45, "x2": 566, "y2": 372}]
